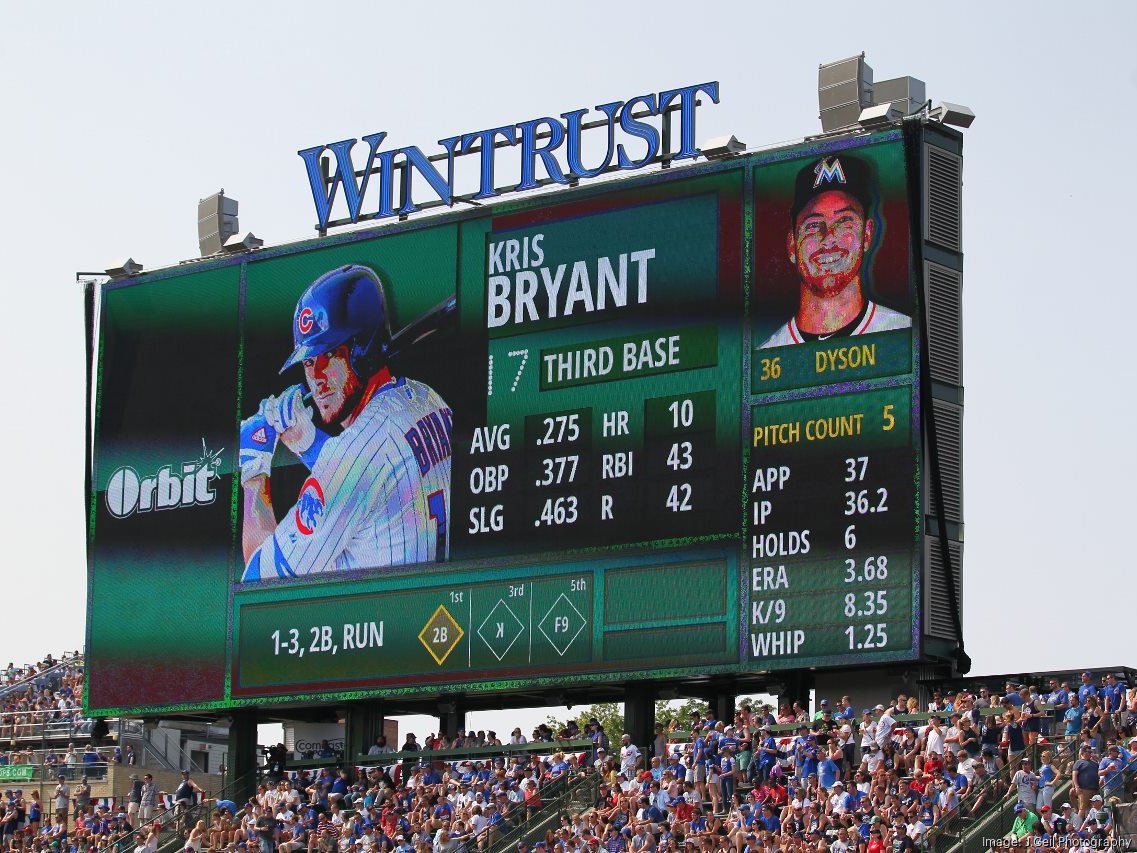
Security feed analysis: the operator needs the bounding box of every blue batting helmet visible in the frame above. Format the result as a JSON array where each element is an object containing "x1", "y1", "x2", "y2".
[{"x1": 280, "y1": 265, "x2": 392, "y2": 376}]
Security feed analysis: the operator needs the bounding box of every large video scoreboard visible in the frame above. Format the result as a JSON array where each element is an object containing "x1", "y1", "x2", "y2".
[{"x1": 86, "y1": 127, "x2": 930, "y2": 714}]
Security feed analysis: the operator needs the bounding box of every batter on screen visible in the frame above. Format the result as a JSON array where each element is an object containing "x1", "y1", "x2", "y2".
[
  {"x1": 759, "y1": 153, "x2": 910, "y2": 348},
  {"x1": 239, "y1": 264, "x2": 453, "y2": 581}
]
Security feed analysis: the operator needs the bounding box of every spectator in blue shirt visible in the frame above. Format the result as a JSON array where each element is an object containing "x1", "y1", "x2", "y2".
[
  {"x1": 1078, "y1": 672, "x2": 1098, "y2": 707},
  {"x1": 817, "y1": 754, "x2": 839, "y2": 791},
  {"x1": 1099, "y1": 745, "x2": 1124, "y2": 799},
  {"x1": 797, "y1": 738, "x2": 819, "y2": 780},
  {"x1": 836, "y1": 697, "x2": 856, "y2": 722},
  {"x1": 759, "y1": 805, "x2": 780, "y2": 834},
  {"x1": 1043, "y1": 679, "x2": 1069, "y2": 737},
  {"x1": 1102, "y1": 674, "x2": 1125, "y2": 718},
  {"x1": 1065, "y1": 694, "x2": 1083, "y2": 737}
]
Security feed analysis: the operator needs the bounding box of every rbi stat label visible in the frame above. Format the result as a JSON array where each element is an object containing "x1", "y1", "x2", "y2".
[{"x1": 747, "y1": 386, "x2": 917, "y2": 663}]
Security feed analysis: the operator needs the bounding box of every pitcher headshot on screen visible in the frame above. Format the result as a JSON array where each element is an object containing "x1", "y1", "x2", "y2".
[
  {"x1": 238, "y1": 264, "x2": 453, "y2": 581},
  {"x1": 760, "y1": 154, "x2": 910, "y2": 348}
]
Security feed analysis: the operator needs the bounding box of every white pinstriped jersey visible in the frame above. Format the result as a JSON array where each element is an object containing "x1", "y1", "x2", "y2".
[
  {"x1": 242, "y1": 377, "x2": 452, "y2": 581},
  {"x1": 759, "y1": 301, "x2": 910, "y2": 349}
]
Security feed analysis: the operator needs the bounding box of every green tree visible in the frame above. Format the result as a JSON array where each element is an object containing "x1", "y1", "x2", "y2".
[{"x1": 654, "y1": 698, "x2": 707, "y2": 733}]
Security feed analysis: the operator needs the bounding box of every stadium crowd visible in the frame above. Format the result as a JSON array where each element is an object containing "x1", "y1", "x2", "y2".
[
  {"x1": 207, "y1": 677, "x2": 1137, "y2": 853},
  {"x1": 0, "y1": 657, "x2": 1135, "y2": 853},
  {"x1": 0, "y1": 654, "x2": 87, "y2": 750}
]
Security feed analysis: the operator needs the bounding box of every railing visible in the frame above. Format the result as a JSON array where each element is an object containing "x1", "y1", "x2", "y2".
[
  {"x1": 0, "y1": 655, "x2": 84, "y2": 703},
  {"x1": 924, "y1": 746, "x2": 1026, "y2": 852},
  {"x1": 144, "y1": 727, "x2": 208, "y2": 776},
  {"x1": 927, "y1": 733, "x2": 1079, "y2": 853},
  {"x1": 353, "y1": 738, "x2": 598, "y2": 768},
  {"x1": 136, "y1": 736, "x2": 181, "y2": 772},
  {"x1": 488, "y1": 770, "x2": 601, "y2": 853},
  {"x1": 0, "y1": 711, "x2": 89, "y2": 742},
  {"x1": 85, "y1": 782, "x2": 221, "y2": 853},
  {"x1": 0, "y1": 760, "x2": 118, "y2": 782}
]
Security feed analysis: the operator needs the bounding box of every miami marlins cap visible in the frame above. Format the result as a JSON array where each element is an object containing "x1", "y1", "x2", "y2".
[{"x1": 790, "y1": 152, "x2": 875, "y2": 225}]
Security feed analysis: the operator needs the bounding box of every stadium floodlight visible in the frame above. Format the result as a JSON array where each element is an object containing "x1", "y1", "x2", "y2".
[
  {"x1": 930, "y1": 101, "x2": 976, "y2": 128},
  {"x1": 104, "y1": 258, "x2": 142, "y2": 278},
  {"x1": 699, "y1": 134, "x2": 746, "y2": 159},
  {"x1": 222, "y1": 232, "x2": 264, "y2": 253},
  {"x1": 858, "y1": 103, "x2": 904, "y2": 128}
]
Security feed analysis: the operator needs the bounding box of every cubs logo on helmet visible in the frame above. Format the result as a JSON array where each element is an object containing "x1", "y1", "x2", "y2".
[
  {"x1": 297, "y1": 307, "x2": 315, "y2": 335},
  {"x1": 281, "y1": 265, "x2": 392, "y2": 375},
  {"x1": 294, "y1": 477, "x2": 325, "y2": 536}
]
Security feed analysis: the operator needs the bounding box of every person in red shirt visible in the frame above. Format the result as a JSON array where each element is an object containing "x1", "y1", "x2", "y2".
[{"x1": 922, "y1": 754, "x2": 944, "y2": 777}]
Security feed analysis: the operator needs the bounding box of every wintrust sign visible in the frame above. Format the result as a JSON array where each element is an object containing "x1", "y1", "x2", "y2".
[{"x1": 299, "y1": 82, "x2": 720, "y2": 231}]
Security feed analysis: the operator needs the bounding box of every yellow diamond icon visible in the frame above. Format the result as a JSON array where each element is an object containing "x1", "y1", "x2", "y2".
[{"x1": 418, "y1": 604, "x2": 464, "y2": 666}]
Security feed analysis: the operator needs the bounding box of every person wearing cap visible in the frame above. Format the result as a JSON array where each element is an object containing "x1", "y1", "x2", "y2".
[
  {"x1": 1010, "y1": 801, "x2": 1039, "y2": 839},
  {"x1": 873, "y1": 704, "x2": 895, "y2": 758},
  {"x1": 1048, "y1": 803, "x2": 1071, "y2": 836},
  {"x1": 887, "y1": 814, "x2": 915, "y2": 853},
  {"x1": 1098, "y1": 744, "x2": 1125, "y2": 800},
  {"x1": 759, "y1": 152, "x2": 910, "y2": 349},
  {"x1": 828, "y1": 780, "x2": 853, "y2": 816},
  {"x1": 750, "y1": 726, "x2": 778, "y2": 786},
  {"x1": 864, "y1": 818, "x2": 885, "y2": 853},
  {"x1": 174, "y1": 770, "x2": 206, "y2": 834},
  {"x1": 1008, "y1": 756, "x2": 1038, "y2": 813}
]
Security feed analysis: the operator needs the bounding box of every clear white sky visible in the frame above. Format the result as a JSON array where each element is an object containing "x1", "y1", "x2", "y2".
[{"x1": 3, "y1": 2, "x2": 1134, "y2": 738}]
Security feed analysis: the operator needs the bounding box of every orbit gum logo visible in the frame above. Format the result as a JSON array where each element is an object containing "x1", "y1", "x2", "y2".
[
  {"x1": 104, "y1": 441, "x2": 224, "y2": 519},
  {"x1": 294, "y1": 477, "x2": 325, "y2": 535}
]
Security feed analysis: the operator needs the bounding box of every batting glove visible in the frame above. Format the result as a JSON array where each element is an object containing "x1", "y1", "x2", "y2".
[
  {"x1": 261, "y1": 385, "x2": 328, "y2": 470},
  {"x1": 238, "y1": 413, "x2": 278, "y2": 484}
]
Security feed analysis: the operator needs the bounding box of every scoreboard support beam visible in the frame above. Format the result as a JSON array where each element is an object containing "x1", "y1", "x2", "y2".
[
  {"x1": 775, "y1": 671, "x2": 813, "y2": 717},
  {"x1": 227, "y1": 708, "x2": 259, "y2": 805},
  {"x1": 623, "y1": 684, "x2": 657, "y2": 751},
  {"x1": 706, "y1": 692, "x2": 735, "y2": 728},
  {"x1": 344, "y1": 701, "x2": 386, "y2": 762},
  {"x1": 438, "y1": 703, "x2": 466, "y2": 741}
]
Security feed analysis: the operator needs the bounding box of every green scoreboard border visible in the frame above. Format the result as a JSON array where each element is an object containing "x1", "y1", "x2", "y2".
[{"x1": 85, "y1": 127, "x2": 927, "y2": 716}]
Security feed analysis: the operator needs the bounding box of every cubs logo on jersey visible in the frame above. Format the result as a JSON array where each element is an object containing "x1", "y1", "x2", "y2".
[{"x1": 294, "y1": 477, "x2": 325, "y2": 535}]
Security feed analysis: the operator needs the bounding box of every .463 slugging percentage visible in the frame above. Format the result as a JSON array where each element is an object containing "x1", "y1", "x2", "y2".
[
  {"x1": 536, "y1": 496, "x2": 578, "y2": 527},
  {"x1": 845, "y1": 622, "x2": 888, "y2": 650}
]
